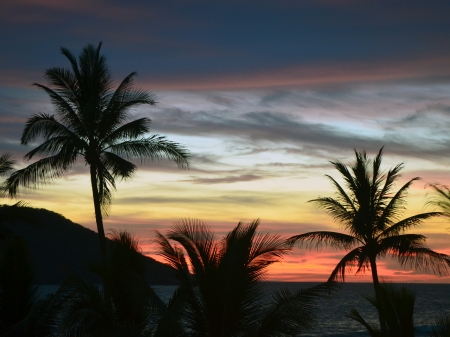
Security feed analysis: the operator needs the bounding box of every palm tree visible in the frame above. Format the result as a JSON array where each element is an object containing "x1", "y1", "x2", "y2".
[
  {"x1": 288, "y1": 148, "x2": 450, "y2": 331},
  {"x1": 2, "y1": 43, "x2": 190, "y2": 262},
  {"x1": 155, "y1": 218, "x2": 333, "y2": 337}
]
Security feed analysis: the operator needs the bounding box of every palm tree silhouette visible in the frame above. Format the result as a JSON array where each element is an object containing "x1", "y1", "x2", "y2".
[
  {"x1": 2, "y1": 43, "x2": 189, "y2": 262},
  {"x1": 155, "y1": 218, "x2": 333, "y2": 337},
  {"x1": 288, "y1": 148, "x2": 450, "y2": 331}
]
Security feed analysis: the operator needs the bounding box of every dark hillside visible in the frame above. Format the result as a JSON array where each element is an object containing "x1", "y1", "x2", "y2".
[{"x1": 0, "y1": 205, "x2": 177, "y2": 285}]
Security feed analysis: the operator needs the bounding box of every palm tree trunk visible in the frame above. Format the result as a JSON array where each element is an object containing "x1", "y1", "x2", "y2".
[
  {"x1": 370, "y1": 255, "x2": 387, "y2": 335},
  {"x1": 89, "y1": 165, "x2": 108, "y2": 265}
]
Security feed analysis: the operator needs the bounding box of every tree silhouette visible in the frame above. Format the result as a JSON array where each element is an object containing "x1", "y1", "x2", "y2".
[
  {"x1": 2, "y1": 43, "x2": 189, "y2": 262},
  {"x1": 155, "y1": 218, "x2": 333, "y2": 337},
  {"x1": 288, "y1": 148, "x2": 450, "y2": 332}
]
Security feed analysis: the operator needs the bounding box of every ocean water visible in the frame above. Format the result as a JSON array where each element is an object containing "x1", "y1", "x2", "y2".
[{"x1": 40, "y1": 282, "x2": 450, "y2": 336}]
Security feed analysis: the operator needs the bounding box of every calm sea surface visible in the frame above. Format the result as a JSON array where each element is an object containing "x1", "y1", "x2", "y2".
[{"x1": 39, "y1": 282, "x2": 450, "y2": 337}]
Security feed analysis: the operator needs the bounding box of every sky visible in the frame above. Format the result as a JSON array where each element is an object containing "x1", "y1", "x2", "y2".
[{"x1": 2, "y1": 0, "x2": 450, "y2": 282}]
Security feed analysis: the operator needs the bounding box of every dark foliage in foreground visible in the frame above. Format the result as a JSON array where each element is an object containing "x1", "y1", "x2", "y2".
[
  {"x1": 156, "y1": 218, "x2": 334, "y2": 337},
  {"x1": 348, "y1": 284, "x2": 415, "y2": 337},
  {"x1": 289, "y1": 148, "x2": 450, "y2": 332}
]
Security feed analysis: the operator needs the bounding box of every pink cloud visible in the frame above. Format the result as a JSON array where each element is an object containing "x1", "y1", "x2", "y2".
[{"x1": 135, "y1": 56, "x2": 450, "y2": 91}]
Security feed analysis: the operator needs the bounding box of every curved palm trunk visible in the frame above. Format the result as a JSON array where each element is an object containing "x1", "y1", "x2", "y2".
[
  {"x1": 370, "y1": 255, "x2": 387, "y2": 335},
  {"x1": 89, "y1": 165, "x2": 108, "y2": 265}
]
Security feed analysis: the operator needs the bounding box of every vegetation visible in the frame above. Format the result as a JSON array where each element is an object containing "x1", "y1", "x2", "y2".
[
  {"x1": 155, "y1": 218, "x2": 333, "y2": 337},
  {"x1": 0, "y1": 153, "x2": 15, "y2": 177},
  {"x1": 1, "y1": 41, "x2": 450, "y2": 336},
  {"x1": 348, "y1": 283, "x2": 416, "y2": 337},
  {"x1": 430, "y1": 315, "x2": 450, "y2": 337},
  {"x1": 57, "y1": 230, "x2": 173, "y2": 337},
  {"x1": 1, "y1": 43, "x2": 190, "y2": 263},
  {"x1": 428, "y1": 184, "x2": 450, "y2": 218},
  {"x1": 288, "y1": 148, "x2": 450, "y2": 332}
]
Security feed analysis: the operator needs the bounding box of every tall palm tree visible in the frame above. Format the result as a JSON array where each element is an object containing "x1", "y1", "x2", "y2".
[
  {"x1": 2, "y1": 43, "x2": 190, "y2": 262},
  {"x1": 288, "y1": 148, "x2": 450, "y2": 330},
  {"x1": 155, "y1": 218, "x2": 333, "y2": 337}
]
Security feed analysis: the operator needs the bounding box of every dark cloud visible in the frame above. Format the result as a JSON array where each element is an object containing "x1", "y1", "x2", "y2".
[
  {"x1": 187, "y1": 174, "x2": 263, "y2": 185},
  {"x1": 1, "y1": 0, "x2": 450, "y2": 87},
  {"x1": 115, "y1": 193, "x2": 277, "y2": 206}
]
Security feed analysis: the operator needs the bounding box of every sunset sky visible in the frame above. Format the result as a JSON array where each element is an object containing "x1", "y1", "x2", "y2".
[{"x1": 2, "y1": 0, "x2": 450, "y2": 282}]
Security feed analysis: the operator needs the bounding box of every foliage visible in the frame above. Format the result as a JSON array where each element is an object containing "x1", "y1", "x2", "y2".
[
  {"x1": 288, "y1": 148, "x2": 450, "y2": 332},
  {"x1": 58, "y1": 230, "x2": 177, "y2": 337},
  {"x1": 1, "y1": 42, "x2": 190, "y2": 262},
  {"x1": 155, "y1": 218, "x2": 333, "y2": 337},
  {"x1": 0, "y1": 153, "x2": 15, "y2": 177},
  {"x1": 427, "y1": 184, "x2": 450, "y2": 218},
  {"x1": 347, "y1": 283, "x2": 415, "y2": 337},
  {"x1": 430, "y1": 315, "x2": 450, "y2": 337}
]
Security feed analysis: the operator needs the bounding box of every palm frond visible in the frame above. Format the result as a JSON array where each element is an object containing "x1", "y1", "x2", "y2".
[
  {"x1": 0, "y1": 153, "x2": 15, "y2": 175},
  {"x1": 96, "y1": 162, "x2": 116, "y2": 214},
  {"x1": 167, "y1": 218, "x2": 217, "y2": 277},
  {"x1": 248, "y1": 228, "x2": 290, "y2": 272},
  {"x1": 347, "y1": 309, "x2": 380, "y2": 337},
  {"x1": 331, "y1": 160, "x2": 359, "y2": 197},
  {"x1": 328, "y1": 246, "x2": 366, "y2": 282},
  {"x1": 254, "y1": 282, "x2": 336, "y2": 337},
  {"x1": 60, "y1": 46, "x2": 81, "y2": 82},
  {"x1": 377, "y1": 177, "x2": 420, "y2": 230},
  {"x1": 21, "y1": 113, "x2": 81, "y2": 146},
  {"x1": 102, "y1": 118, "x2": 151, "y2": 146},
  {"x1": 288, "y1": 231, "x2": 360, "y2": 250},
  {"x1": 325, "y1": 175, "x2": 357, "y2": 213},
  {"x1": 383, "y1": 235, "x2": 450, "y2": 276},
  {"x1": 31, "y1": 85, "x2": 87, "y2": 137},
  {"x1": 24, "y1": 136, "x2": 84, "y2": 160},
  {"x1": 375, "y1": 163, "x2": 403, "y2": 207},
  {"x1": 427, "y1": 184, "x2": 450, "y2": 216},
  {"x1": 153, "y1": 231, "x2": 192, "y2": 285},
  {"x1": 308, "y1": 197, "x2": 355, "y2": 229},
  {"x1": 379, "y1": 212, "x2": 442, "y2": 238},
  {"x1": 2, "y1": 154, "x2": 75, "y2": 197},
  {"x1": 108, "y1": 136, "x2": 190, "y2": 168},
  {"x1": 101, "y1": 151, "x2": 137, "y2": 180}
]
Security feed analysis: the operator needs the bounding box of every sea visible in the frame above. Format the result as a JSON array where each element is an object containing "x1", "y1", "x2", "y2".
[{"x1": 39, "y1": 282, "x2": 450, "y2": 337}]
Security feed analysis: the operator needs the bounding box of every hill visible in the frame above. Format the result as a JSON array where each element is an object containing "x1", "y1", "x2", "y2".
[{"x1": 0, "y1": 205, "x2": 177, "y2": 285}]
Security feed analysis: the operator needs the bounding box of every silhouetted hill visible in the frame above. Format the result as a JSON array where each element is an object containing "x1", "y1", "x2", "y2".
[{"x1": 0, "y1": 205, "x2": 177, "y2": 285}]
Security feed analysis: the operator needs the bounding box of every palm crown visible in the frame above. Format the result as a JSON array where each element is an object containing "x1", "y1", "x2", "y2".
[
  {"x1": 289, "y1": 148, "x2": 450, "y2": 333},
  {"x1": 155, "y1": 218, "x2": 332, "y2": 337},
  {"x1": 290, "y1": 148, "x2": 449, "y2": 282},
  {"x1": 2, "y1": 43, "x2": 189, "y2": 260}
]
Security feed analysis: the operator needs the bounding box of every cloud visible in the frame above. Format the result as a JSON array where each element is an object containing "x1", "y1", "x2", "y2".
[{"x1": 187, "y1": 174, "x2": 263, "y2": 185}]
